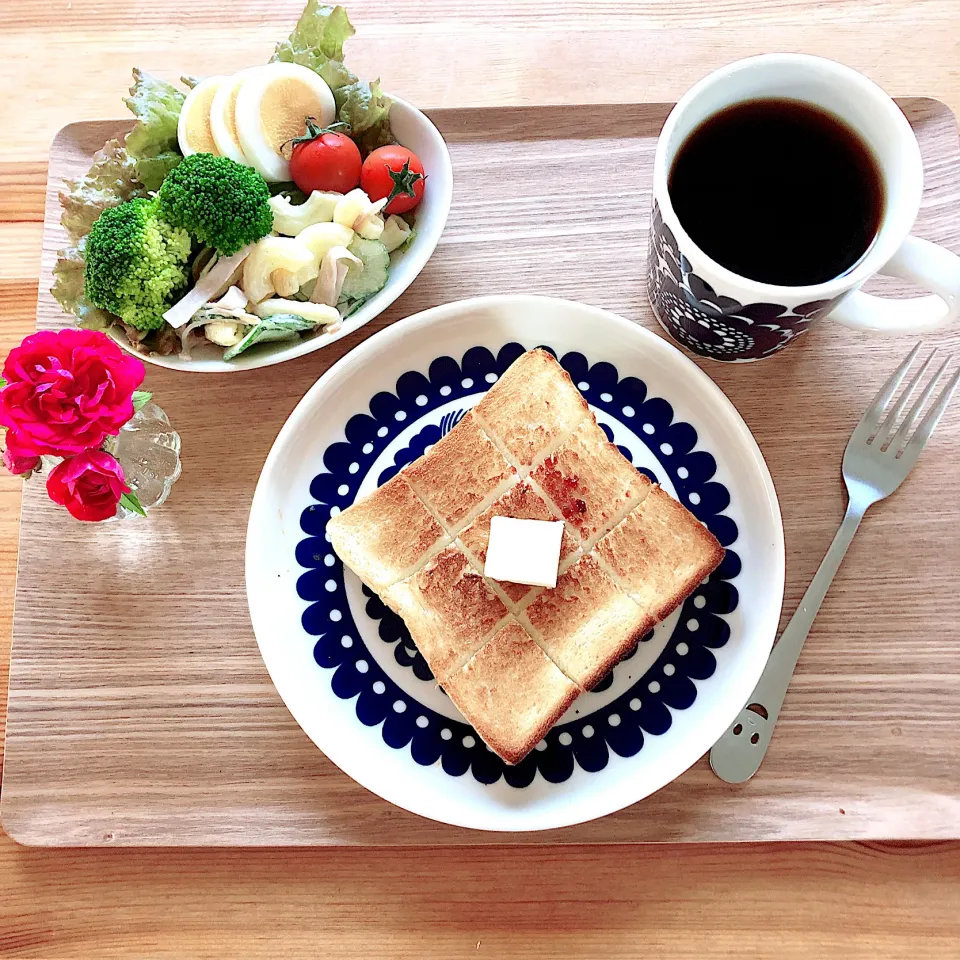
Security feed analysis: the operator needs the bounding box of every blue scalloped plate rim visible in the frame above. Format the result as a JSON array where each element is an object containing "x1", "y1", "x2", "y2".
[
  {"x1": 296, "y1": 342, "x2": 741, "y2": 788},
  {"x1": 246, "y1": 295, "x2": 785, "y2": 831}
]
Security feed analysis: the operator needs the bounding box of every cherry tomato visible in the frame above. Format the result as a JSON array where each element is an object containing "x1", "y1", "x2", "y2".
[
  {"x1": 360, "y1": 145, "x2": 426, "y2": 215},
  {"x1": 288, "y1": 121, "x2": 362, "y2": 194}
]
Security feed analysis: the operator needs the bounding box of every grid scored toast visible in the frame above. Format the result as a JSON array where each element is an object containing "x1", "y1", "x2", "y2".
[{"x1": 327, "y1": 349, "x2": 724, "y2": 764}]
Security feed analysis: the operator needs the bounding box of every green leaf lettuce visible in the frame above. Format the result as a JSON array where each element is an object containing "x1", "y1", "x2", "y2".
[
  {"x1": 123, "y1": 68, "x2": 186, "y2": 190},
  {"x1": 54, "y1": 138, "x2": 150, "y2": 331},
  {"x1": 59, "y1": 138, "x2": 146, "y2": 243},
  {"x1": 272, "y1": 1, "x2": 357, "y2": 86},
  {"x1": 271, "y1": 3, "x2": 395, "y2": 152},
  {"x1": 52, "y1": 241, "x2": 114, "y2": 331},
  {"x1": 336, "y1": 78, "x2": 393, "y2": 152}
]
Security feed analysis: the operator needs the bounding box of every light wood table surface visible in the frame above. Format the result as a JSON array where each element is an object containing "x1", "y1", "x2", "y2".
[{"x1": 2, "y1": 0, "x2": 960, "y2": 955}]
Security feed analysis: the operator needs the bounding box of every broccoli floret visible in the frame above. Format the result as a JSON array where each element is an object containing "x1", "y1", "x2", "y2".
[
  {"x1": 84, "y1": 197, "x2": 192, "y2": 331},
  {"x1": 157, "y1": 153, "x2": 274, "y2": 256}
]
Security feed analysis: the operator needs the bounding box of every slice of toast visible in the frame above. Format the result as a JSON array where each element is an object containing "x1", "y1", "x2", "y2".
[
  {"x1": 328, "y1": 348, "x2": 725, "y2": 765},
  {"x1": 325, "y1": 472, "x2": 450, "y2": 592},
  {"x1": 595, "y1": 485, "x2": 725, "y2": 620},
  {"x1": 522, "y1": 553, "x2": 654, "y2": 690},
  {"x1": 443, "y1": 620, "x2": 579, "y2": 765},
  {"x1": 381, "y1": 544, "x2": 510, "y2": 680}
]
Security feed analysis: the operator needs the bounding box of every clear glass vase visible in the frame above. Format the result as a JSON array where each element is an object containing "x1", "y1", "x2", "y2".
[
  {"x1": 104, "y1": 401, "x2": 182, "y2": 519},
  {"x1": 38, "y1": 402, "x2": 182, "y2": 522}
]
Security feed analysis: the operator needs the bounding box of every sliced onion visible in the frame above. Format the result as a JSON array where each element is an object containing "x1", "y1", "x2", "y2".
[{"x1": 311, "y1": 246, "x2": 362, "y2": 306}]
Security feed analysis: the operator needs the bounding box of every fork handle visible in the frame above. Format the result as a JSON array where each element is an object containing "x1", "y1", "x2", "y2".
[{"x1": 709, "y1": 502, "x2": 866, "y2": 783}]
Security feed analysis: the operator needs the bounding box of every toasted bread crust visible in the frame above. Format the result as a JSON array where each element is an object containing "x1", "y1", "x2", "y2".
[
  {"x1": 442, "y1": 621, "x2": 579, "y2": 764},
  {"x1": 595, "y1": 486, "x2": 725, "y2": 620},
  {"x1": 326, "y1": 472, "x2": 449, "y2": 591},
  {"x1": 523, "y1": 554, "x2": 654, "y2": 690},
  {"x1": 473, "y1": 349, "x2": 590, "y2": 468}
]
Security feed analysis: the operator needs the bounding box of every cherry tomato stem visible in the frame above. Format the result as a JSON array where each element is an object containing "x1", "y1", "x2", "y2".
[{"x1": 361, "y1": 146, "x2": 426, "y2": 215}]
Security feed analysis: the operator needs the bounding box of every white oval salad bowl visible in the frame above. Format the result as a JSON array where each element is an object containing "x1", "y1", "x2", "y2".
[{"x1": 119, "y1": 96, "x2": 452, "y2": 374}]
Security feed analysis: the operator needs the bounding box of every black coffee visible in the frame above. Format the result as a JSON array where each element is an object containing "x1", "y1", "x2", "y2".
[{"x1": 668, "y1": 98, "x2": 884, "y2": 286}]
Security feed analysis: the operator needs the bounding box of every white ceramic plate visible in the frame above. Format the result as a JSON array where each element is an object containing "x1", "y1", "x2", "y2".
[
  {"x1": 121, "y1": 96, "x2": 452, "y2": 373},
  {"x1": 246, "y1": 295, "x2": 784, "y2": 831}
]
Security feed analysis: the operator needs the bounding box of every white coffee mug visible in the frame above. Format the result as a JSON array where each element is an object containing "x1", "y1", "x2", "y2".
[{"x1": 647, "y1": 54, "x2": 960, "y2": 362}]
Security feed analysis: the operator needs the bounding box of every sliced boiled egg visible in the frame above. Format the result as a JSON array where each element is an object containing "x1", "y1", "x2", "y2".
[
  {"x1": 177, "y1": 76, "x2": 226, "y2": 157},
  {"x1": 210, "y1": 68, "x2": 259, "y2": 164},
  {"x1": 234, "y1": 63, "x2": 336, "y2": 182}
]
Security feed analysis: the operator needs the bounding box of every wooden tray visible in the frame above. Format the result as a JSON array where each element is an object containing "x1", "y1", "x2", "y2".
[{"x1": 3, "y1": 100, "x2": 960, "y2": 846}]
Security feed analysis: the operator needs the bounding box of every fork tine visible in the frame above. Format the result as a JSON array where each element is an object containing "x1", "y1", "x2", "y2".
[
  {"x1": 860, "y1": 342, "x2": 922, "y2": 430},
  {"x1": 888, "y1": 355, "x2": 951, "y2": 452},
  {"x1": 901, "y1": 362, "x2": 960, "y2": 459},
  {"x1": 875, "y1": 348, "x2": 936, "y2": 446}
]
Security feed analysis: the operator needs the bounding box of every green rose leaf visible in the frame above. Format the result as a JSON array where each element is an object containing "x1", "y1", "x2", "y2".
[
  {"x1": 131, "y1": 390, "x2": 153, "y2": 412},
  {"x1": 119, "y1": 492, "x2": 147, "y2": 517}
]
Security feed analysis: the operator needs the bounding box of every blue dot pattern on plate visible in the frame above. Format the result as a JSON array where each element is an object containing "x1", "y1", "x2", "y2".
[{"x1": 295, "y1": 344, "x2": 740, "y2": 788}]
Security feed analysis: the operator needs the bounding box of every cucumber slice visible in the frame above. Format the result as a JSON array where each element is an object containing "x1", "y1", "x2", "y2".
[
  {"x1": 336, "y1": 297, "x2": 367, "y2": 319},
  {"x1": 222, "y1": 314, "x2": 314, "y2": 361},
  {"x1": 254, "y1": 298, "x2": 340, "y2": 326},
  {"x1": 340, "y1": 237, "x2": 389, "y2": 302}
]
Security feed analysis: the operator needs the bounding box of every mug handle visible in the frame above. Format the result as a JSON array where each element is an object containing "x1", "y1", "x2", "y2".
[{"x1": 828, "y1": 235, "x2": 960, "y2": 333}]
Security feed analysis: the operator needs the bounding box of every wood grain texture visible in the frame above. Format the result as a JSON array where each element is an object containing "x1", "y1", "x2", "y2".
[
  {"x1": 3, "y1": 0, "x2": 960, "y2": 165},
  {"x1": 3, "y1": 1, "x2": 960, "y2": 956},
  {"x1": 2, "y1": 840, "x2": 960, "y2": 958},
  {"x1": 3, "y1": 98, "x2": 960, "y2": 847}
]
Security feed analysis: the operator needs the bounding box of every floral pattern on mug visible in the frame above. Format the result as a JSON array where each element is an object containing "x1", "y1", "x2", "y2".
[{"x1": 647, "y1": 201, "x2": 840, "y2": 361}]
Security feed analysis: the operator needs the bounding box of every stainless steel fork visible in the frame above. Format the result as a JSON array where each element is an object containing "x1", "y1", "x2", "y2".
[{"x1": 710, "y1": 342, "x2": 960, "y2": 784}]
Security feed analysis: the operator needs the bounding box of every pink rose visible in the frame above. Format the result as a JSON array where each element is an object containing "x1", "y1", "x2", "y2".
[
  {"x1": 3, "y1": 430, "x2": 40, "y2": 475},
  {"x1": 46, "y1": 450, "x2": 130, "y2": 522},
  {"x1": 0, "y1": 329, "x2": 145, "y2": 458}
]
